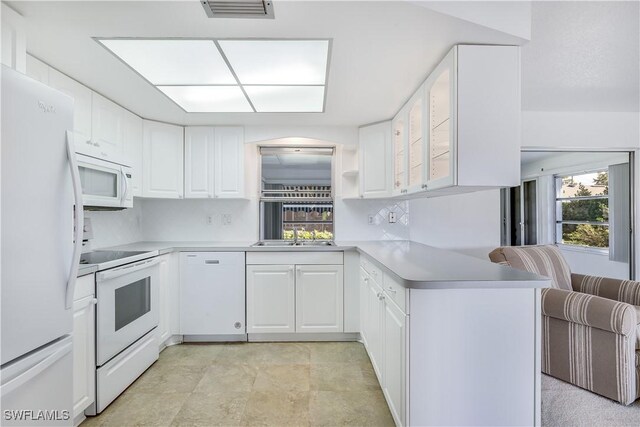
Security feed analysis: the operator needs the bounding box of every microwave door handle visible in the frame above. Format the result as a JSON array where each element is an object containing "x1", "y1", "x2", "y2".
[
  {"x1": 65, "y1": 131, "x2": 84, "y2": 309},
  {"x1": 121, "y1": 166, "x2": 129, "y2": 204}
]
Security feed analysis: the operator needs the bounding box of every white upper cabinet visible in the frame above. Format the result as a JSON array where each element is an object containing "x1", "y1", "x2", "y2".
[
  {"x1": 392, "y1": 106, "x2": 408, "y2": 196},
  {"x1": 184, "y1": 127, "x2": 215, "y2": 198},
  {"x1": 214, "y1": 127, "x2": 245, "y2": 198},
  {"x1": 426, "y1": 52, "x2": 455, "y2": 190},
  {"x1": 1, "y1": 4, "x2": 26, "y2": 73},
  {"x1": 142, "y1": 120, "x2": 184, "y2": 199},
  {"x1": 407, "y1": 85, "x2": 426, "y2": 194},
  {"x1": 359, "y1": 121, "x2": 392, "y2": 199},
  {"x1": 184, "y1": 126, "x2": 245, "y2": 199},
  {"x1": 122, "y1": 110, "x2": 143, "y2": 196},
  {"x1": 357, "y1": 45, "x2": 520, "y2": 200},
  {"x1": 48, "y1": 68, "x2": 93, "y2": 154},
  {"x1": 91, "y1": 93, "x2": 125, "y2": 163},
  {"x1": 25, "y1": 54, "x2": 49, "y2": 85}
]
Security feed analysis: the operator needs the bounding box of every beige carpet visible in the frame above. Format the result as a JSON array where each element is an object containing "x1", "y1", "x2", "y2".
[{"x1": 542, "y1": 374, "x2": 640, "y2": 426}]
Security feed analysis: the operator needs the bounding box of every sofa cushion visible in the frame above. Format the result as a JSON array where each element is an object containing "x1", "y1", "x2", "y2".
[
  {"x1": 636, "y1": 306, "x2": 640, "y2": 350},
  {"x1": 489, "y1": 246, "x2": 572, "y2": 291}
]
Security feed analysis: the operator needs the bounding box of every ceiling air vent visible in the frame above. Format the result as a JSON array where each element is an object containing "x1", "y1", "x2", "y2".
[{"x1": 201, "y1": 0, "x2": 275, "y2": 19}]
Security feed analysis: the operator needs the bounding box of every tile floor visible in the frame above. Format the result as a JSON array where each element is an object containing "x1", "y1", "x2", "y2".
[{"x1": 82, "y1": 342, "x2": 395, "y2": 427}]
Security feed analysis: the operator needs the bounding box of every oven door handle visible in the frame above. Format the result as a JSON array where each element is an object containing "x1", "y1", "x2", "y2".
[{"x1": 97, "y1": 257, "x2": 160, "y2": 282}]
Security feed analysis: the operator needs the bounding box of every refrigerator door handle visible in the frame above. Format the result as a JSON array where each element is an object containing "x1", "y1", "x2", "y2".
[
  {"x1": 0, "y1": 338, "x2": 72, "y2": 397},
  {"x1": 66, "y1": 131, "x2": 84, "y2": 309}
]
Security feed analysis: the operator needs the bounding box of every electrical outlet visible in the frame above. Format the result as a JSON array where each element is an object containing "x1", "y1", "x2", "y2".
[
  {"x1": 368, "y1": 215, "x2": 374, "y2": 225},
  {"x1": 206, "y1": 215, "x2": 213, "y2": 225},
  {"x1": 388, "y1": 212, "x2": 397, "y2": 223},
  {"x1": 222, "y1": 214, "x2": 232, "y2": 225}
]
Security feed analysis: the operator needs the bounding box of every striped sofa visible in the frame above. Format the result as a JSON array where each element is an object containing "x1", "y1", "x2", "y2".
[{"x1": 489, "y1": 245, "x2": 640, "y2": 405}]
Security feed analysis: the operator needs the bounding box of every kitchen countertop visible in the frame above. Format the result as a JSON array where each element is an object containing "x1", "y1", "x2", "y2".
[{"x1": 98, "y1": 240, "x2": 548, "y2": 289}]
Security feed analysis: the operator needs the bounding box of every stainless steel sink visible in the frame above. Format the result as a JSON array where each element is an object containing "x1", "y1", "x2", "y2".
[{"x1": 252, "y1": 240, "x2": 335, "y2": 247}]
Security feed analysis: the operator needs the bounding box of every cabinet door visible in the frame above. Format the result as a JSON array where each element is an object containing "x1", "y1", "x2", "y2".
[
  {"x1": 359, "y1": 121, "x2": 392, "y2": 198},
  {"x1": 214, "y1": 127, "x2": 244, "y2": 198},
  {"x1": 1, "y1": 4, "x2": 26, "y2": 73},
  {"x1": 142, "y1": 120, "x2": 184, "y2": 198},
  {"x1": 91, "y1": 93, "x2": 124, "y2": 163},
  {"x1": 26, "y1": 54, "x2": 49, "y2": 85},
  {"x1": 392, "y1": 108, "x2": 408, "y2": 195},
  {"x1": 295, "y1": 265, "x2": 344, "y2": 333},
  {"x1": 49, "y1": 68, "x2": 93, "y2": 155},
  {"x1": 122, "y1": 110, "x2": 143, "y2": 197},
  {"x1": 383, "y1": 298, "x2": 407, "y2": 427},
  {"x1": 73, "y1": 295, "x2": 96, "y2": 418},
  {"x1": 156, "y1": 255, "x2": 171, "y2": 347},
  {"x1": 359, "y1": 267, "x2": 370, "y2": 347},
  {"x1": 407, "y1": 86, "x2": 426, "y2": 194},
  {"x1": 247, "y1": 265, "x2": 295, "y2": 333},
  {"x1": 184, "y1": 127, "x2": 215, "y2": 198},
  {"x1": 426, "y1": 49, "x2": 456, "y2": 190},
  {"x1": 366, "y1": 278, "x2": 384, "y2": 380}
]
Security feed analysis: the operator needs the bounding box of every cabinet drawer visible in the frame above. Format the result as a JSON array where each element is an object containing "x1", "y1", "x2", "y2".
[
  {"x1": 360, "y1": 256, "x2": 382, "y2": 284},
  {"x1": 75, "y1": 273, "x2": 95, "y2": 301},
  {"x1": 383, "y1": 273, "x2": 407, "y2": 314},
  {"x1": 246, "y1": 251, "x2": 343, "y2": 265}
]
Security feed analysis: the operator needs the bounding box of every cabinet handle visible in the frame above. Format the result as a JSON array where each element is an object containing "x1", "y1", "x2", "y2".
[
  {"x1": 378, "y1": 293, "x2": 386, "y2": 301},
  {"x1": 91, "y1": 298, "x2": 98, "y2": 305},
  {"x1": 205, "y1": 260, "x2": 220, "y2": 264},
  {"x1": 386, "y1": 287, "x2": 397, "y2": 295},
  {"x1": 363, "y1": 277, "x2": 369, "y2": 283}
]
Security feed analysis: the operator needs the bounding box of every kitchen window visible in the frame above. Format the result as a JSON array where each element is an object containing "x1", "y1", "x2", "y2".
[
  {"x1": 555, "y1": 170, "x2": 609, "y2": 250},
  {"x1": 259, "y1": 147, "x2": 334, "y2": 241}
]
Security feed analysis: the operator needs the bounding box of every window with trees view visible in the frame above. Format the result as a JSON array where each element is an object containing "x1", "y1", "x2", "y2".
[{"x1": 555, "y1": 170, "x2": 609, "y2": 249}]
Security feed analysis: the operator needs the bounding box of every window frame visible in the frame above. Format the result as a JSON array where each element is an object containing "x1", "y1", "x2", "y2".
[{"x1": 554, "y1": 168, "x2": 609, "y2": 254}]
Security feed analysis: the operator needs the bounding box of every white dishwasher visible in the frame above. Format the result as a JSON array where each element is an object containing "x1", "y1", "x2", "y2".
[{"x1": 180, "y1": 252, "x2": 246, "y2": 339}]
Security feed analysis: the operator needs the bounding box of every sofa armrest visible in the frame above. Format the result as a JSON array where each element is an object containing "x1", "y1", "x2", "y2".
[
  {"x1": 571, "y1": 273, "x2": 640, "y2": 306},
  {"x1": 541, "y1": 288, "x2": 636, "y2": 336}
]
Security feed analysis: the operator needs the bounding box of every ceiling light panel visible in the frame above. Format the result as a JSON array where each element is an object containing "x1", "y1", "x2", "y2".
[
  {"x1": 99, "y1": 39, "x2": 236, "y2": 85},
  {"x1": 245, "y1": 86, "x2": 325, "y2": 112},
  {"x1": 158, "y1": 86, "x2": 253, "y2": 112},
  {"x1": 219, "y1": 40, "x2": 329, "y2": 85}
]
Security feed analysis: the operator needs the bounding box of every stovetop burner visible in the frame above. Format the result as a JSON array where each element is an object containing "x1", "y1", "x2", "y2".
[{"x1": 79, "y1": 251, "x2": 149, "y2": 265}]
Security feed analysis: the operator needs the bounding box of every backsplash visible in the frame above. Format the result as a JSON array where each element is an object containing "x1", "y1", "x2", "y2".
[
  {"x1": 84, "y1": 202, "x2": 144, "y2": 249},
  {"x1": 140, "y1": 198, "x2": 259, "y2": 242},
  {"x1": 85, "y1": 197, "x2": 409, "y2": 248},
  {"x1": 335, "y1": 199, "x2": 409, "y2": 241}
]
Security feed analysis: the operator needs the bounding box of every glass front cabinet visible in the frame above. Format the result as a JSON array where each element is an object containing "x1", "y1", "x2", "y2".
[
  {"x1": 426, "y1": 48, "x2": 456, "y2": 190},
  {"x1": 391, "y1": 107, "x2": 408, "y2": 196}
]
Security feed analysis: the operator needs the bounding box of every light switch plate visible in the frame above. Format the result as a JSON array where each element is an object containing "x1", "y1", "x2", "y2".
[{"x1": 388, "y1": 212, "x2": 397, "y2": 223}]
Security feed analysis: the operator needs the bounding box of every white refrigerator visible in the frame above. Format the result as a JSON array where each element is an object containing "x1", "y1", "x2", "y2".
[{"x1": 1, "y1": 66, "x2": 83, "y2": 426}]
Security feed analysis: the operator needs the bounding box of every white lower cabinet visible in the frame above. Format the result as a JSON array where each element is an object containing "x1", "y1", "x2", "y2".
[
  {"x1": 360, "y1": 257, "x2": 407, "y2": 427},
  {"x1": 246, "y1": 253, "x2": 344, "y2": 335},
  {"x1": 382, "y1": 296, "x2": 407, "y2": 426},
  {"x1": 247, "y1": 265, "x2": 296, "y2": 333},
  {"x1": 156, "y1": 254, "x2": 173, "y2": 348},
  {"x1": 73, "y1": 274, "x2": 96, "y2": 421},
  {"x1": 295, "y1": 265, "x2": 344, "y2": 333}
]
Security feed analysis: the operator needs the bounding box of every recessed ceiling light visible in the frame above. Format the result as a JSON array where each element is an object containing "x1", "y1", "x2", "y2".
[
  {"x1": 157, "y1": 86, "x2": 253, "y2": 112},
  {"x1": 244, "y1": 86, "x2": 325, "y2": 112},
  {"x1": 97, "y1": 38, "x2": 331, "y2": 113},
  {"x1": 99, "y1": 39, "x2": 236, "y2": 85},
  {"x1": 218, "y1": 40, "x2": 329, "y2": 85}
]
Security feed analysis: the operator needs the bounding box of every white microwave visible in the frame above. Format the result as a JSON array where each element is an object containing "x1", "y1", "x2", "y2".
[{"x1": 77, "y1": 154, "x2": 133, "y2": 209}]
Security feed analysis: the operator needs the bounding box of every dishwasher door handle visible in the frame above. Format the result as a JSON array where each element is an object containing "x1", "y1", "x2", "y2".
[{"x1": 205, "y1": 260, "x2": 220, "y2": 265}]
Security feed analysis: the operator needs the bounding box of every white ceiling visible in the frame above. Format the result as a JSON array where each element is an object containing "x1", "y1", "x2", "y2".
[
  {"x1": 10, "y1": 0, "x2": 524, "y2": 126},
  {"x1": 522, "y1": 1, "x2": 639, "y2": 112}
]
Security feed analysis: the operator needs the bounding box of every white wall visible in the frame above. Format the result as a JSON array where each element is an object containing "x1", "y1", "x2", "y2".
[
  {"x1": 560, "y1": 247, "x2": 629, "y2": 280},
  {"x1": 409, "y1": 190, "x2": 502, "y2": 260}
]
